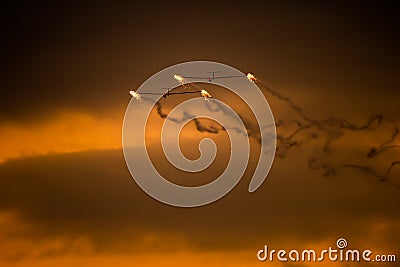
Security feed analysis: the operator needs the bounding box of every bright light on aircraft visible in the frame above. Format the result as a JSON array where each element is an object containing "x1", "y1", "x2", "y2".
[
  {"x1": 247, "y1": 73, "x2": 256, "y2": 82},
  {"x1": 201, "y1": 89, "x2": 212, "y2": 99},
  {"x1": 129, "y1": 90, "x2": 142, "y2": 101},
  {"x1": 174, "y1": 74, "x2": 185, "y2": 84}
]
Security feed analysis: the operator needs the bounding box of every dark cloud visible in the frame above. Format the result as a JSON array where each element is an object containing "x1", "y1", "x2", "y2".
[
  {"x1": 0, "y1": 148, "x2": 399, "y2": 257},
  {"x1": 1, "y1": 1, "x2": 399, "y2": 121}
]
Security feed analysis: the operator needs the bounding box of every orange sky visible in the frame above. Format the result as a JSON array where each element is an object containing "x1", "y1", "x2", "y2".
[
  {"x1": 0, "y1": 110, "x2": 122, "y2": 163},
  {"x1": 0, "y1": 1, "x2": 399, "y2": 267}
]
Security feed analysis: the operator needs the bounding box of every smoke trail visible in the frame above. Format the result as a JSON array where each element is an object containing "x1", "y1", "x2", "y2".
[
  {"x1": 255, "y1": 78, "x2": 392, "y2": 155},
  {"x1": 154, "y1": 99, "x2": 221, "y2": 134},
  {"x1": 256, "y1": 79, "x2": 313, "y2": 123},
  {"x1": 308, "y1": 158, "x2": 337, "y2": 177},
  {"x1": 155, "y1": 102, "x2": 167, "y2": 118},
  {"x1": 143, "y1": 76, "x2": 399, "y2": 188},
  {"x1": 368, "y1": 127, "x2": 400, "y2": 158},
  {"x1": 153, "y1": 96, "x2": 264, "y2": 143},
  {"x1": 343, "y1": 162, "x2": 400, "y2": 188},
  {"x1": 253, "y1": 76, "x2": 399, "y2": 187},
  {"x1": 193, "y1": 118, "x2": 219, "y2": 134}
]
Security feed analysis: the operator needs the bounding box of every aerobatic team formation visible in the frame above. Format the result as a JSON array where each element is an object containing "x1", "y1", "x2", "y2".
[
  {"x1": 129, "y1": 72, "x2": 257, "y2": 101},
  {"x1": 127, "y1": 69, "x2": 400, "y2": 188}
]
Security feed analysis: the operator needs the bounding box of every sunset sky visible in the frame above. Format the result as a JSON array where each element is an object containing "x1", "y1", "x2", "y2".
[{"x1": 1, "y1": 1, "x2": 399, "y2": 266}]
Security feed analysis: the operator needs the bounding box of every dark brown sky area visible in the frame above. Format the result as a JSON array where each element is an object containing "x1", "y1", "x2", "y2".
[
  {"x1": 0, "y1": 1, "x2": 399, "y2": 267},
  {"x1": 1, "y1": 1, "x2": 399, "y2": 120}
]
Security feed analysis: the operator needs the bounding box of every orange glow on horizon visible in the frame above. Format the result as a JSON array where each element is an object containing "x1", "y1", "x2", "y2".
[{"x1": 0, "y1": 111, "x2": 122, "y2": 163}]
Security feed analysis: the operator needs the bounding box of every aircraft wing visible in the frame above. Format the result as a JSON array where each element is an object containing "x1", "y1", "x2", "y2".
[
  {"x1": 138, "y1": 92, "x2": 164, "y2": 95},
  {"x1": 168, "y1": 91, "x2": 201, "y2": 95},
  {"x1": 182, "y1": 76, "x2": 209, "y2": 80},
  {"x1": 212, "y1": 75, "x2": 246, "y2": 79}
]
